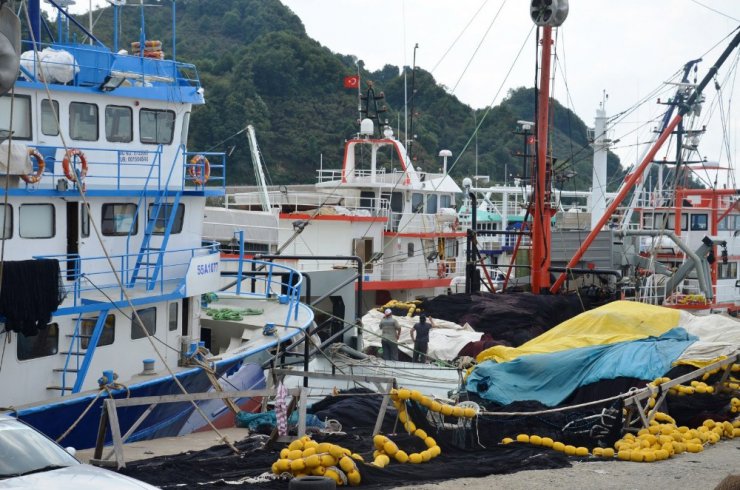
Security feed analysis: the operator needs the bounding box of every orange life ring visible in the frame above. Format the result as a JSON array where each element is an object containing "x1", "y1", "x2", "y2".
[
  {"x1": 437, "y1": 262, "x2": 447, "y2": 278},
  {"x1": 62, "y1": 149, "x2": 88, "y2": 182},
  {"x1": 188, "y1": 154, "x2": 210, "y2": 185},
  {"x1": 22, "y1": 148, "x2": 46, "y2": 184}
]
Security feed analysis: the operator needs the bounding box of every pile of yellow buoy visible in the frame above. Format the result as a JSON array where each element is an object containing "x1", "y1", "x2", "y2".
[
  {"x1": 272, "y1": 387, "x2": 478, "y2": 485},
  {"x1": 502, "y1": 371, "x2": 740, "y2": 463},
  {"x1": 271, "y1": 436, "x2": 364, "y2": 486},
  {"x1": 377, "y1": 300, "x2": 423, "y2": 317}
]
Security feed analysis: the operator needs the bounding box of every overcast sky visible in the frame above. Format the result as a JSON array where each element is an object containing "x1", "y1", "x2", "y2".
[
  {"x1": 279, "y1": 0, "x2": 740, "y2": 185},
  {"x1": 57, "y1": 0, "x2": 740, "y2": 183}
]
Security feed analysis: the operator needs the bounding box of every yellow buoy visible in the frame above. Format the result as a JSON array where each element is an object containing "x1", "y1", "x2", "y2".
[
  {"x1": 630, "y1": 451, "x2": 644, "y2": 463},
  {"x1": 602, "y1": 448, "x2": 615, "y2": 458},
  {"x1": 420, "y1": 450, "x2": 432, "y2": 462},
  {"x1": 516, "y1": 434, "x2": 530, "y2": 443},
  {"x1": 617, "y1": 449, "x2": 631, "y2": 461},
  {"x1": 429, "y1": 445, "x2": 441, "y2": 458},
  {"x1": 290, "y1": 458, "x2": 306, "y2": 472},
  {"x1": 280, "y1": 448, "x2": 290, "y2": 459},
  {"x1": 541, "y1": 437, "x2": 554, "y2": 448},
  {"x1": 288, "y1": 449, "x2": 303, "y2": 460},
  {"x1": 395, "y1": 450, "x2": 409, "y2": 463},
  {"x1": 575, "y1": 447, "x2": 589, "y2": 457},
  {"x1": 398, "y1": 389, "x2": 411, "y2": 400},
  {"x1": 441, "y1": 404, "x2": 454, "y2": 417},
  {"x1": 405, "y1": 422, "x2": 417, "y2": 433},
  {"x1": 409, "y1": 453, "x2": 423, "y2": 464},
  {"x1": 502, "y1": 437, "x2": 514, "y2": 444},
  {"x1": 410, "y1": 390, "x2": 423, "y2": 402},
  {"x1": 320, "y1": 455, "x2": 337, "y2": 467},
  {"x1": 564, "y1": 445, "x2": 576, "y2": 456},
  {"x1": 302, "y1": 447, "x2": 317, "y2": 457},
  {"x1": 373, "y1": 435, "x2": 387, "y2": 450},
  {"x1": 339, "y1": 456, "x2": 355, "y2": 473},
  {"x1": 529, "y1": 435, "x2": 542, "y2": 446},
  {"x1": 312, "y1": 466, "x2": 326, "y2": 476},
  {"x1": 383, "y1": 440, "x2": 399, "y2": 456},
  {"x1": 425, "y1": 437, "x2": 437, "y2": 448},
  {"x1": 288, "y1": 440, "x2": 304, "y2": 451},
  {"x1": 304, "y1": 454, "x2": 321, "y2": 468},
  {"x1": 552, "y1": 441, "x2": 565, "y2": 452},
  {"x1": 463, "y1": 407, "x2": 477, "y2": 418},
  {"x1": 415, "y1": 429, "x2": 428, "y2": 440},
  {"x1": 347, "y1": 470, "x2": 361, "y2": 486}
]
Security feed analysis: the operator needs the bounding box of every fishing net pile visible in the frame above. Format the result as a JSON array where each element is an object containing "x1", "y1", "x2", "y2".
[{"x1": 0, "y1": 259, "x2": 64, "y2": 335}]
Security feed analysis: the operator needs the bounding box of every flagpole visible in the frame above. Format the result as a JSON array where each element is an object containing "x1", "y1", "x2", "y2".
[{"x1": 356, "y1": 60, "x2": 361, "y2": 126}]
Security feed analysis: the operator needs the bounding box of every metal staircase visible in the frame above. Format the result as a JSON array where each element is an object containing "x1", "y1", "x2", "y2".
[
  {"x1": 49, "y1": 309, "x2": 110, "y2": 395},
  {"x1": 128, "y1": 191, "x2": 182, "y2": 290}
]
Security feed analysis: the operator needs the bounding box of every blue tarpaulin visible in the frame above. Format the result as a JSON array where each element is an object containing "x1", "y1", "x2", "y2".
[{"x1": 466, "y1": 328, "x2": 697, "y2": 407}]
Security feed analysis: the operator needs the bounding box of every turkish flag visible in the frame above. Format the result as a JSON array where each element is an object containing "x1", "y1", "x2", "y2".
[{"x1": 343, "y1": 75, "x2": 359, "y2": 89}]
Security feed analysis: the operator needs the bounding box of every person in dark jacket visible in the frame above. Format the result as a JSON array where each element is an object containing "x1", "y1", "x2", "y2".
[{"x1": 410, "y1": 314, "x2": 434, "y2": 363}]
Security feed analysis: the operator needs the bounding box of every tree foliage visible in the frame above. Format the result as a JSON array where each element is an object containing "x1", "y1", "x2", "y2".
[{"x1": 72, "y1": 0, "x2": 624, "y2": 189}]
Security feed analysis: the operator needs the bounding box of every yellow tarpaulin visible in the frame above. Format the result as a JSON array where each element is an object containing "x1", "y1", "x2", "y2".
[{"x1": 475, "y1": 301, "x2": 681, "y2": 364}]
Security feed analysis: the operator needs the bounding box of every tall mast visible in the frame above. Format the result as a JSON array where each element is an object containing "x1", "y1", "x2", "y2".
[
  {"x1": 528, "y1": 0, "x2": 569, "y2": 292},
  {"x1": 530, "y1": 24, "x2": 555, "y2": 293},
  {"x1": 551, "y1": 25, "x2": 740, "y2": 293}
]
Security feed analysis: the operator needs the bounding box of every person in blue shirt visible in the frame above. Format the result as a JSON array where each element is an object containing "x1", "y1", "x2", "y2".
[{"x1": 410, "y1": 314, "x2": 434, "y2": 363}]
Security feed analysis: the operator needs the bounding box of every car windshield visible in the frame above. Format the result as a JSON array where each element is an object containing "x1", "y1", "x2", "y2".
[{"x1": 0, "y1": 419, "x2": 78, "y2": 478}]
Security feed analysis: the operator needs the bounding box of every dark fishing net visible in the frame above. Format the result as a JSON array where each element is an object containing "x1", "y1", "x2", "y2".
[
  {"x1": 421, "y1": 292, "x2": 594, "y2": 346},
  {"x1": 119, "y1": 431, "x2": 571, "y2": 489},
  {"x1": 0, "y1": 259, "x2": 64, "y2": 335},
  {"x1": 309, "y1": 388, "x2": 399, "y2": 435}
]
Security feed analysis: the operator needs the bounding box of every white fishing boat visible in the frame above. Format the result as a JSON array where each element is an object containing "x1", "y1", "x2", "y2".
[
  {"x1": 0, "y1": 0, "x2": 313, "y2": 449},
  {"x1": 204, "y1": 85, "x2": 467, "y2": 310}
]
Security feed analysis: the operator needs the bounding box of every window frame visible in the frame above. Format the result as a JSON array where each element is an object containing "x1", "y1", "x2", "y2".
[
  {"x1": 147, "y1": 202, "x2": 185, "y2": 235},
  {"x1": 19, "y1": 203, "x2": 55, "y2": 239},
  {"x1": 40, "y1": 98, "x2": 60, "y2": 136},
  {"x1": 69, "y1": 101, "x2": 99, "y2": 141},
  {"x1": 105, "y1": 105, "x2": 133, "y2": 143},
  {"x1": 80, "y1": 314, "x2": 116, "y2": 349},
  {"x1": 690, "y1": 213, "x2": 708, "y2": 231},
  {"x1": 168, "y1": 302, "x2": 178, "y2": 332},
  {"x1": 0, "y1": 94, "x2": 32, "y2": 140},
  {"x1": 101, "y1": 203, "x2": 138, "y2": 236},
  {"x1": 139, "y1": 108, "x2": 176, "y2": 145},
  {"x1": 131, "y1": 306, "x2": 157, "y2": 340},
  {"x1": 17, "y1": 323, "x2": 59, "y2": 361},
  {"x1": 0, "y1": 203, "x2": 12, "y2": 240},
  {"x1": 80, "y1": 202, "x2": 90, "y2": 238}
]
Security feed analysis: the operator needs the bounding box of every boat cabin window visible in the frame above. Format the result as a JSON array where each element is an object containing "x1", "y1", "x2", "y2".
[
  {"x1": 719, "y1": 215, "x2": 739, "y2": 231},
  {"x1": 390, "y1": 192, "x2": 403, "y2": 213},
  {"x1": 80, "y1": 203, "x2": 90, "y2": 238},
  {"x1": 642, "y1": 213, "x2": 653, "y2": 229},
  {"x1": 148, "y1": 202, "x2": 184, "y2": 234},
  {"x1": 168, "y1": 302, "x2": 178, "y2": 331},
  {"x1": 0, "y1": 94, "x2": 32, "y2": 140},
  {"x1": 0, "y1": 204, "x2": 12, "y2": 239},
  {"x1": 17, "y1": 323, "x2": 59, "y2": 361},
  {"x1": 690, "y1": 214, "x2": 708, "y2": 231},
  {"x1": 440, "y1": 195, "x2": 452, "y2": 208},
  {"x1": 131, "y1": 306, "x2": 156, "y2": 340},
  {"x1": 69, "y1": 102, "x2": 99, "y2": 141},
  {"x1": 105, "y1": 105, "x2": 133, "y2": 143},
  {"x1": 101, "y1": 203, "x2": 138, "y2": 236},
  {"x1": 80, "y1": 314, "x2": 115, "y2": 349},
  {"x1": 140, "y1": 109, "x2": 175, "y2": 145},
  {"x1": 19, "y1": 204, "x2": 55, "y2": 239},
  {"x1": 360, "y1": 191, "x2": 375, "y2": 210},
  {"x1": 444, "y1": 239, "x2": 458, "y2": 261},
  {"x1": 40, "y1": 99, "x2": 60, "y2": 136},
  {"x1": 426, "y1": 195, "x2": 438, "y2": 214},
  {"x1": 407, "y1": 242, "x2": 414, "y2": 258},
  {"x1": 412, "y1": 193, "x2": 423, "y2": 213},
  {"x1": 718, "y1": 262, "x2": 737, "y2": 280}
]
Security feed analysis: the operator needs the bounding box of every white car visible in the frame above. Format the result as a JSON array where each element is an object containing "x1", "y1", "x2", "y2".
[{"x1": 0, "y1": 415, "x2": 157, "y2": 489}]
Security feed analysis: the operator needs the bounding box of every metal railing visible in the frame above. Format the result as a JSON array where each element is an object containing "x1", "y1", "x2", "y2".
[
  {"x1": 220, "y1": 257, "x2": 304, "y2": 326},
  {"x1": 34, "y1": 242, "x2": 219, "y2": 306}
]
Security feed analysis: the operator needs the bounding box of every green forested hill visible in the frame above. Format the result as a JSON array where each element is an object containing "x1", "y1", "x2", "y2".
[{"x1": 77, "y1": 0, "x2": 624, "y2": 189}]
